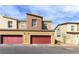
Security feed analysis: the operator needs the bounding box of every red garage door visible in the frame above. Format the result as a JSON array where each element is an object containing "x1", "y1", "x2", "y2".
[
  {"x1": 31, "y1": 36, "x2": 51, "y2": 44},
  {"x1": 2, "y1": 35, "x2": 22, "y2": 44}
]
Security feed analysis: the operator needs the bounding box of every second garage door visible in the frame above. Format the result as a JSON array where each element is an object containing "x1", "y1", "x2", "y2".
[
  {"x1": 31, "y1": 35, "x2": 51, "y2": 44},
  {"x1": 2, "y1": 35, "x2": 22, "y2": 44}
]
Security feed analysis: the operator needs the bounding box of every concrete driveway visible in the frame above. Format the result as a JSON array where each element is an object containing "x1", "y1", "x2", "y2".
[{"x1": 0, "y1": 45, "x2": 79, "y2": 54}]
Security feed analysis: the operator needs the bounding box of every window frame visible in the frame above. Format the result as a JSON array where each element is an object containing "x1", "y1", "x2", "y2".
[
  {"x1": 32, "y1": 19, "x2": 37, "y2": 27},
  {"x1": 43, "y1": 22, "x2": 48, "y2": 30},
  {"x1": 57, "y1": 35, "x2": 61, "y2": 37},
  {"x1": 21, "y1": 22, "x2": 26, "y2": 29},
  {"x1": 71, "y1": 25, "x2": 74, "y2": 31},
  {"x1": 8, "y1": 21, "x2": 13, "y2": 28}
]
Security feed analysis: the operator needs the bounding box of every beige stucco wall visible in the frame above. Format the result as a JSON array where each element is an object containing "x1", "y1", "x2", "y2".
[
  {"x1": 66, "y1": 34, "x2": 79, "y2": 44},
  {"x1": 77, "y1": 24, "x2": 79, "y2": 31},
  {"x1": 0, "y1": 16, "x2": 17, "y2": 29},
  {"x1": 55, "y1": 25, "x2": 67, "y2": 43},
  {"x1": 66, "y1": 34, "x2": 75, "y2": 44}
]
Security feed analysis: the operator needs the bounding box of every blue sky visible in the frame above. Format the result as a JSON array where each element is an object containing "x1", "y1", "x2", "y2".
[{"x1": 0, "y1": 5, "x2": 79, "y2": 28}]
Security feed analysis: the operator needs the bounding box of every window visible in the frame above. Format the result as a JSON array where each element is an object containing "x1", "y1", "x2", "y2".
[
  {"x1": 32, "y1": 19, "x2": 36, "y2": 27},
  {"x1": 71, "y1": 25, "x2": 74, "y2": 31},
  {"x1": 8, "y1": 21, "x2": 12, "y2": 28},
  {"x1": 57, "y1": 35, "x2": 61, "y2": 37},
  {"x1": 57, "y1": 29, "x2": 59, "y2": 30},
  {"x1": 43, "y1": 22, "x2": 48, "y2": 29},
  {"x1": 21, "y1": 24, "x2": 25, "y2": 29},
  {"x1": 21, "y1": 22, "x2": 26, "y2": 29}
]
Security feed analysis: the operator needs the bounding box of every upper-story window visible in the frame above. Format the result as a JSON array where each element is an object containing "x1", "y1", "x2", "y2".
[
  {"x1": 8, "y1": 21, "x2": 12, "y2": 28},
  {"x1": 71, "y1": 25, "x2": 74, "y2": 31},
  {"x1": 32, "y1": 19, "x2": 37, "y2": 27},
  {"x1": 21, "y1": 22, "x2": 26, "y2": 29},
  {"x1": 43, "y1": 22, "x2": 48, "y2": 30}
]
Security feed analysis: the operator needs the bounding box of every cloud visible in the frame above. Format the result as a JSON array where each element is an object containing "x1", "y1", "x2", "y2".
[
  {"x1": 62, "y1": 5, "x2": 79, "y2": 13},
  {"x1": 0, "y1": 5, "x2": 79, "y2": 28},
  {"x1": 0, "y1": 5, "x2": 26, "y2": 20},
  {"x1": 27, "y1": 5, "x2": 78, "y2": 20}
]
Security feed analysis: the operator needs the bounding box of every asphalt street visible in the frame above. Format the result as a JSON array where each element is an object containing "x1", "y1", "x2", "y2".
[{"x1": 0, "y1": 45, "x2": 79, "y2": 54}]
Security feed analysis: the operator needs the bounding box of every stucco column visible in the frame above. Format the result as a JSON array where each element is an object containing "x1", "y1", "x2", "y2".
[
  {"x1": 22, "y1": 32, "x2": 29, "y2": 45},
  {"x1": 51, "y1": 33, "x2": 55, "y2": 45}
]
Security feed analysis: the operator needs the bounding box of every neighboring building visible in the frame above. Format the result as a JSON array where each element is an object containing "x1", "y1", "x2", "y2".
[
  {"x1": 0, "y1": 13, "x2": 54, "y2": 45},
  {"x1": 55, "y1": 22, "x2": 79, "y2": 45}
]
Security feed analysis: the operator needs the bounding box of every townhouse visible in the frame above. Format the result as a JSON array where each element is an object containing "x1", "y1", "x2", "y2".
[
  {"x1": 0, "y1": 13, "x2": 54, "y2": 45},
  {"x1": 55, "y1": 22, "x2": 79, "y2": 45}
]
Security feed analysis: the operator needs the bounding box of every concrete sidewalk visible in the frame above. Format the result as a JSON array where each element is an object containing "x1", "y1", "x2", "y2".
[{"x1": 0, "y1": 44, "x2": 78, "y2": 48}]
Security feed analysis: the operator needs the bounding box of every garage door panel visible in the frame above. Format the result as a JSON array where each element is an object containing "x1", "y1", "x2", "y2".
[
  {"x1": 2, "y1": 35, "x2": 22, "y2": 44},
  {"x1": 31, "y1": 36, "x2": 51, "y2": 44}
]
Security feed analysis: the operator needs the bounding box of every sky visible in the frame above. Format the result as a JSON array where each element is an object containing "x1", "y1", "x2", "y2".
[{"x1": 0, "y1": 5, "x2": 79, "y2": 28}]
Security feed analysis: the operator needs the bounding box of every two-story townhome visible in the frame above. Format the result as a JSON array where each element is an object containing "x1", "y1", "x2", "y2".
[
  {"x1": 55, "y1": 22, "x2": 79, "y2": 45},
  {"x1": 0, "y1": 13, "x2": 54, "y2": 45},
  {"x1": 0, "y1": 15, "x2": 23, "y2": 44},
  {"x1": 24, "y1": 13, "x2": 54, "y2": 45}
]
